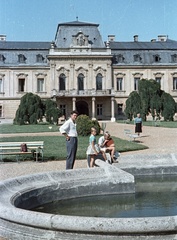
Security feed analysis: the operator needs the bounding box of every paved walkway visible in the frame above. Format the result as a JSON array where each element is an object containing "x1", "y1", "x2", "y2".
[
  {"x1": 0, "y1": 122, "x2": 177, "y2": 240},
  {"x1": 0, "y1": 122, "x2": 177, "y2": 181}
]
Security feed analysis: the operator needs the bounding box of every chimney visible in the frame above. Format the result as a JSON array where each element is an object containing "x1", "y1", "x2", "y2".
[
  {"x1": 108, "y1": 35, "x2": 115, "y2": 42},
  {"x1": 158, "y1": 35, "x2": 167, "y2": 42},
  {"x1": 0, "y1": 35, "x2": 6, "y2": 41},
  {"x1": 134, "y1": 35, "x2": 138, "y2": 42}
]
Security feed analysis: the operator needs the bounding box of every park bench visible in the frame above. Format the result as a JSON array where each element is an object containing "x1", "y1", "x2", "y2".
[
  {"x1": 124, "y1": 129, "x2": 140, "y2": 142},
  {"x1": 124, "y1": 119, "x2": 130, "y2": 124},
  {"x1": 0, "y1": 141, "x2": 44, "y2": 162}
]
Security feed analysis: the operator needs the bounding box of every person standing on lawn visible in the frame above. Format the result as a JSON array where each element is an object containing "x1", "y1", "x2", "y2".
[
  {"x1": 134, "y1": 113, "x2": 142, "y2": 136},
  {"x1": 60, "y1": 110, "x2": 78, "y2": 170}
]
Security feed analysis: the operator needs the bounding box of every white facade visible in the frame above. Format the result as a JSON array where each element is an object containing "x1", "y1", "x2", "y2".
[{"x1": 0, "y1": 21, "x2": 177, "y2": 120}]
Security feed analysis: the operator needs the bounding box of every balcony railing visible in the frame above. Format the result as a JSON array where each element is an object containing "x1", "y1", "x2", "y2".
[{"x1": 53, "y1": 89, "x2": 115, "y2": 97}]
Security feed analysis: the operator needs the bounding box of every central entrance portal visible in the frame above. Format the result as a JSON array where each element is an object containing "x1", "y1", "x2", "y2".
[{"x1": 76, "y1": 100, "x2": 89, "y2": 116}]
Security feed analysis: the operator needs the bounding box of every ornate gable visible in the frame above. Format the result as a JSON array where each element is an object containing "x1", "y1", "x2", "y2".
[{"x1": 72, "y1": 31, "x2": 89, "y2": 47}]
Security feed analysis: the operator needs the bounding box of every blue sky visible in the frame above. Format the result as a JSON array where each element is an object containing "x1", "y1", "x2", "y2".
[{"x1": 0, "y1": 0, "x2": 176, "y2": 42}]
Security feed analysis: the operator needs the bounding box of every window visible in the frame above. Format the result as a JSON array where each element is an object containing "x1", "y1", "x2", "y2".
[
  {"x1": 0, "y1": 54, "x2": 5, "y2": 62},
  {"x1": 97, "y1": 104, "x2": 103, "y2": 116},
  {"x1": 116, "y1": 78, "x2": 123, "y2": 91},
  {"x1": 153, "y1": 55, "x2": 161, "y2": 62},
  {"x1": 36, "y1": 54, "x2": 44, "y2": 63},
  {"x1": 0, "y1": 79, "x2": 2, "y2": 92},
  {"x1": 173, "y1": 77, "x2": 177, "y2": 90},
  {"x1": 18, "y1": 54, "x2": 26, "y2": 63},
  {"x1": 18, "y1": 78, "x2": 25, "y2": 92},
  {"x1": 96, "y1": 73, "x2": 102, "y2": 90},
  {"x1": 117, "y1": 104, "x2": 123, "y2": 115},
  {"x1": 59, "y1": 74, "x2": 66, "y2": 91},
  {"x1": 78, "y1": 73, "x2": 84, "y2": 91},
  {"x1": 37, "y1": 78, "x2": 44, "y2": 92},
  {"x1": 134, "y1": 77, "x2": 140, "y2": 91},
  {"x1": 0, "y1": 106, "x2": 2, "y2": 117},
  {"x1": 134, "y1": 54, "x2": 141, "y2": 62},
  {"x1": 155, "y1": 77, "x2": 161, "y2": 85},
  {"x1": 117, "y1": 54, "x2": 124, "y2": 63},
  {"x1": 60, "y1": 104, "x2": 66, "y2": 116},
  {"x1": 171, "y1": 54, "x2": 177, "y2": 63}
]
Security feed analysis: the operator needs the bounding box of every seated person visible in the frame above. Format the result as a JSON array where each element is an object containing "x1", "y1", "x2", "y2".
[{"x1": 98, "y1": 131, "x2": 118, "y2": 163}]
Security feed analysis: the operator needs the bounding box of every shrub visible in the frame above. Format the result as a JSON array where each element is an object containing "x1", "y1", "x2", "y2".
[{"x1": 76, "y1": 115, "x2": 101, "y2": 136}]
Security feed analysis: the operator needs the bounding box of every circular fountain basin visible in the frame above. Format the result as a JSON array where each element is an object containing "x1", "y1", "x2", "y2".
[{"x1": 1, "y1": 156, "x2": 177, "y2": 239}]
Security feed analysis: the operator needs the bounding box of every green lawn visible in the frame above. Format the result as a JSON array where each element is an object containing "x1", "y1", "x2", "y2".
[
  {"x1": 0, "y1": 123, "x2": 59, "y2": 134},
  {"x1": 0, "y1": 134, "x2": 148, "y2": 162}
]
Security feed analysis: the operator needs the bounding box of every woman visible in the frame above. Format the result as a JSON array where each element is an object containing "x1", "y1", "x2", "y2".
[{"x1": 134, "y1": 113, "x2": 142, "y2": 136}]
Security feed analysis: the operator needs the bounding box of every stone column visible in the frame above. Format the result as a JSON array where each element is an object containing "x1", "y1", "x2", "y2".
[
  {"x1": 92, "y1": 97, "x2": 96, "y2": 120},
  {"x1": 70, "y1": 63, "x2": 75, "y2": 90},
  {"x1": 111, "y1": 97, "x2": 116, "y2": 122},
  {"x1": 72, "y1": 97, "x2": 76, "y2": 110},
  {"x1": 50, "y1": 62, "x2": 56, "y2": 96}
]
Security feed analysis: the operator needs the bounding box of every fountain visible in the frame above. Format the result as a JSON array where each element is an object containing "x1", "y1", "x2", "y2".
[{"x1": 1, "y1": 154, "x2": 177, "y2": 239}]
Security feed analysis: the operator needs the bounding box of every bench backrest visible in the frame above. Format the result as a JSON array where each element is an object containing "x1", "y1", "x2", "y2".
[
  {"x1": 0, "y1": 141, "x2": 44, "y2": 148},
  {"x1": 124, "y1": 129, "x2": 131, "y2": 135}
]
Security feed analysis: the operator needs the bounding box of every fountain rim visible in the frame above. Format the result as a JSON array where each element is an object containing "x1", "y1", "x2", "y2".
[{"x1": 1, "y1": 156, "x2": 177, "y2": 236}]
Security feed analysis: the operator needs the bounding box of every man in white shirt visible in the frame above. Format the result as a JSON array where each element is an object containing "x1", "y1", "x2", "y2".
[{"x1": 60, "y1": 110, "x2": 78, "y2": 169}]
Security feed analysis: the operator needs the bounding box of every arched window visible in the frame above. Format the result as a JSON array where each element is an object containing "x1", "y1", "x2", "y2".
[
  {"x1": 96, "y1": 73, "x2": 102, "y2": 90},
  {"x1": 78, "y1": 73, "x2": 84, "y2": 91},
  {"x1": 59, "y1": 74, "x2": 66, "y2": 91}
]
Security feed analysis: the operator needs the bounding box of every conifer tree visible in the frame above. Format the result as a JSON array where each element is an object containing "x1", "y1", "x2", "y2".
[
  {"x1": 14, "y1": 92, "x2": 44, "y2": 125},
  {"x1": 161, "y1": 92, "x2": 176, "y2": 121},
  {"x1": 43, "y1": 99, "x2": 62, "y2": 124},
  {"x1": 124, "y1": 91, "x2": 141, "y2": 120}
]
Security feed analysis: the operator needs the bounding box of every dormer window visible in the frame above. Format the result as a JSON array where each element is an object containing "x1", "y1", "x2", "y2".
[
  {"x1": 117, "y1": 54, "x2": 124, "y2": 63},
  {"x1": 0, "y1": 54, "x2": 5, "y2": 62},
  {"x1": 18, "y1": 54, "x2": 26, "y2": 63},
  {"x1": 36, "y1": 54, "x2": 44, "y2": 63},
  {"x1": 134, "y1": 54, "x2": 141, "y2": 62},
  {"x1": 171, "y1": 54, "x2": 177, "y2": 63},
  {"x1": 153, "y1": 54, "x2": 161, "y2": 62}
]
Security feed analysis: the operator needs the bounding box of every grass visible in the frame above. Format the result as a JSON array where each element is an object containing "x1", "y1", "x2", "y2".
[
  {"x1": 0, "y1": 123, "x2": 59, "y2": 134},
  {"x1": 0, "y1": 135, "x2": 148, "y2": 162}
]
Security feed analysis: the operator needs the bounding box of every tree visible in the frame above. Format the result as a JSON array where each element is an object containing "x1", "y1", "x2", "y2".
[
  {"x1": 124, "y1": 78, "x2": 176, "y2": 121},
  {"x1": 138, "y1": 79, "x2": 161, "y2": 121},
  {"x1": 43, "y1": 99, "x2": 63, "y2": 124},
  {"x1": 161, "y1": 92, "x2": 176, "y2": 121},
  {"x1": 14, "y1": 93, "x2": 44, "y2": 125},
  {"x1": 124, "y1": 91, "x2": 141, "y2": 120}
]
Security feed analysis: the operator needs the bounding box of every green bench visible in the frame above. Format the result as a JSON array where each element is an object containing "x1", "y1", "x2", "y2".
[{"x1": 0, "y1": 141, "x2": 44, "y2": 162}]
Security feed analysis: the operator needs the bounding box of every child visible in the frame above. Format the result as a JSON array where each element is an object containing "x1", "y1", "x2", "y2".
[{"x1": 86, "y1": 127, "x2": 100, "y2": 167}]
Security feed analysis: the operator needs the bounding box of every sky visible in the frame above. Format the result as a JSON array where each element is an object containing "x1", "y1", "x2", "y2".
[{"x1": 0, "y1": 0, "x2": 177, "y2": 43}]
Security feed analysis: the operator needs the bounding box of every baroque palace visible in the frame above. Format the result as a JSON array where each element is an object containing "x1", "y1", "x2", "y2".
[{"x1": 0, "y1": 20, "x2": 177, "y2": 121}]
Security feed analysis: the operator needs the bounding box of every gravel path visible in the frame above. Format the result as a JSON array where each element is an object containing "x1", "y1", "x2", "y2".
[
  {"x1": 0, "y1": 122, "x2": 176, "y2": 181},
  {"x1": 0, "y1": 122, "x2": 177, "y2": 240}
]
